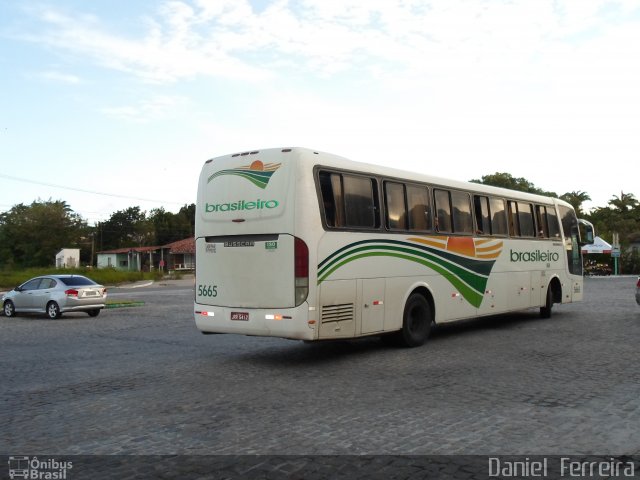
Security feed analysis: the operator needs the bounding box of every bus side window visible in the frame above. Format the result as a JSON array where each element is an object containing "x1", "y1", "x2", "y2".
[
  {"x1": 559, "y1": 205, "x2": 582, "y2": 275},
  {"x1": 452, "y1": 191, "x2": 473, "y2": 234},
  {"x1": 507, "y1": 201, "x2": 520, "y2": 237},
  {"x1": 434, "y1": 189, "x2": 452, "y2": 233},
  {"x1": 473, "y1": 195, "x2": 490, "y2": 235},
  {"x1": 546, "y1": 207, "x2": 561, "y2": 238},
  {"x1": 489, "y1": 197, "x2": 508, "y2": 236},
  {"x1": 384, "y1": 181, "x2": 407, "y2": 230},
  {"x1": 518, "y1": 202, "x2": 535, "y2": 237},
  {"x1": 406, "y1": 185, "x2": 432, "y2": 231},
  {"x1": 343, "y1": 174, "x2": 379, "y2": 229},
  {"x1": 535, "y1": 205, "x2": 549, "y2": 238},
  {"x1": 319, "y1": 171, "x2": 345, "y2": 227}
]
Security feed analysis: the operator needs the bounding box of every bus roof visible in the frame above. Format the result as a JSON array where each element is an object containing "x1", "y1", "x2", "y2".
[{"x1": 208, "y1": 147, "x2": 571, "y2": 209}]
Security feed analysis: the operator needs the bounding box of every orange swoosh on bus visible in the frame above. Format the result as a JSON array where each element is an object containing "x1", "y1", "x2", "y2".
[
  {"x1": 474, "y1": 240, "x2": 503, "y2": 259},
  {"x1": 409, "y1": 236, "x2": 449, "y2": 249},
  {"x1": 409, "y1": 236, "x2": 503, "y2": 260}
]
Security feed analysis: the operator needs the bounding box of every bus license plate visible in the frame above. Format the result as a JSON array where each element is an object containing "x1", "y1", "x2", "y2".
[{"x1": 231, "y1": 312, "x2": 249, "y2": 321}]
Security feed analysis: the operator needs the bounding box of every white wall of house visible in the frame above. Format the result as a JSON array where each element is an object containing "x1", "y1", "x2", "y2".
[
  {"x1": 56, "y1": 249, "x2": 80, "y2": 268},
  {"x1": 97, "y1": 253, "x2": 120, "y2": 269}
]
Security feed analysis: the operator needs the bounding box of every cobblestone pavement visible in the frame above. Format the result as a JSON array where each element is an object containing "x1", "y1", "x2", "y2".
[{"x1": 1, "y1": 277, "x2": 639, "y2": 462}]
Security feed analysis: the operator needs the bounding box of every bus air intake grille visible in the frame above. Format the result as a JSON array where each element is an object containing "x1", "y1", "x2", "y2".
[{"x1": 321, "y1": 304, "x2": 355, "y2": 323}]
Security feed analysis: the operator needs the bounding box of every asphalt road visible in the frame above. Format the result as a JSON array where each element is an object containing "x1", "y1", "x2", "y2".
[{"x1": 1, "y1": 276, "x2": 639, "y2": 468}]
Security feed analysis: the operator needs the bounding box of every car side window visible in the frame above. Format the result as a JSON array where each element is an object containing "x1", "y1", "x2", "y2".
[
  {"x1": 21, "y1": 279, "x2": 41, "y2": 291},
  {"x1": 40, "y1": 278, "x2": 56, "y2": 289}
]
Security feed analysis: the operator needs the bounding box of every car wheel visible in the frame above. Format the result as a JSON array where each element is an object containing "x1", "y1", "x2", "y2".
[
  {"x1": 398, "y1": 293, "x2": 433, "y2": 347},
  {"x1": 87, "y1": 309, "x2": 100, "y2": 317},
  {"x1": 47, "y1": 301, "x2": 61, "y2": 319},
  {"x1": 3, "y1": 300, "x2": 15, "y2": 317}
]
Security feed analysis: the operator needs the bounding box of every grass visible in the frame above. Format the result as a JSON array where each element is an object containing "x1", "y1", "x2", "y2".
[{"x1": 0, "y1": 267, "x2": 163, "y2": 290}]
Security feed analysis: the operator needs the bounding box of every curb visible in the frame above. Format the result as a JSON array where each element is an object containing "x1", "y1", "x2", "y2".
[{"x1": 109, "y1": 281, "x2": 154, "y2": 289}]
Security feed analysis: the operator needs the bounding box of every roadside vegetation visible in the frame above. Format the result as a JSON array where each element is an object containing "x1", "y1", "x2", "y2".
[{"x1": 0, "y1": 268, "x2": 163, "y2": 290}]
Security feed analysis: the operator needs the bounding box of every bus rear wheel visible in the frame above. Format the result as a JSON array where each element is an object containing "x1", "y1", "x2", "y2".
[{"x1": 398, "y1": 293, "x2": 432, "y2": 347}]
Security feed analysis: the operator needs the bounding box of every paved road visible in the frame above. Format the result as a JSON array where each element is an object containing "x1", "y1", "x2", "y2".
[{"x1": 1, "y1": 276, "x2": 639, "y2": 462}]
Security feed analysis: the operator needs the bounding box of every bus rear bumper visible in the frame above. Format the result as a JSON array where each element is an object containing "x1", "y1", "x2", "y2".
[{"x1": 194, "y1": 302, "x2": 314, "y2": 341}]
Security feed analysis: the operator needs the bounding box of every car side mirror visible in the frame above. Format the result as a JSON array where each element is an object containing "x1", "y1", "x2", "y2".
[{"x1": 14, "y1": 286, "x2": 22, "y2": 292}]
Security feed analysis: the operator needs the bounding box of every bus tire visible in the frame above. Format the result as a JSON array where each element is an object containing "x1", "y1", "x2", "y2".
[
  {"x1": 540, "y1": 286, "x2": 553, "y2": 319},
  {"x1": 398, "y1": 293, "x2": 432, "y2": 347}
]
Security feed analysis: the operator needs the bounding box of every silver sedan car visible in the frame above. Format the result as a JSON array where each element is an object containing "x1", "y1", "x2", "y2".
[{"x1": 2, "y1": 274, "x2": 107, "y2": 319}]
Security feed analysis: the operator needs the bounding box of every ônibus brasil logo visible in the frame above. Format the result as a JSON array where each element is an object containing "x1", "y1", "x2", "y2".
[
  {"x1": 207, "y1": 160, "x2": 281, "y2": 189},
  {"x1": 206, "y1": 198, "x2": 279, "y2": 212},
  {"x1": 510, "y1": 249, "x2": 560, "y2": 262}
]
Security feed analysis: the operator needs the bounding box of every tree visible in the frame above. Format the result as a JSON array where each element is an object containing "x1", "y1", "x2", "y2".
[
  {"x1": 608, "y1": 192, "x2": 638, "y2": 214},
  {"x1": 469, "y1": 172, "x2": 557, "y2": 197},
  {"x1": 148, "y1": 206, "x2": 193, "y2": 245},
  {"x1": 178, "y1": 203, "x2": 196, "y2": 236},
  {"x1": 585, "y1": 192, "x2": 640, "y2": 274},
  {"x1": 0, "y1": 200, "x2": 88, "y2": 268},
  {"x1": 98, "y1": 206, "x2": 150, "y2": 251},
  {"x1": 560, "y1": 191, "x2": 591, "y2": 217}
]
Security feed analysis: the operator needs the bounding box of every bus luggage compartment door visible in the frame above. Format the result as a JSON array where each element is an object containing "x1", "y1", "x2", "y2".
[{"x1": 196, "y1": 234, "x2": 295, "y2": 309}]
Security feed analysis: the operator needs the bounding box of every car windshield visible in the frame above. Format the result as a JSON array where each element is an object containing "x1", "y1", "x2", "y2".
[{"x1": 58, "y1": 276, "x2": 97, "y2": 286}]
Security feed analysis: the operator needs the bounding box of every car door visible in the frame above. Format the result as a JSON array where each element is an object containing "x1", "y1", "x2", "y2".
[
  {"x1": 30, "y1": 278, "x2": 57, "y2": 312},
  {"x1": 13, "y1": 278, "x2": 42, "y2": 310}
]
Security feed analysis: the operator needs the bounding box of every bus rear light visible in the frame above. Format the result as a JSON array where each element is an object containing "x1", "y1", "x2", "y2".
[
  {"x1": 294, "y1": 237, "x2": 309, "y2": 306},
  {"x1": 196, "y1": 311, "x2": 215, "y2": 317}
]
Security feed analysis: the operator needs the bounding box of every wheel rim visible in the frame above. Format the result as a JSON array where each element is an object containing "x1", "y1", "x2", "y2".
[
  {"x1": 48, "y1": 303, "x2": 58, "y2": 318},
  {"x1": 4, "y1": 303, "x2": 13, "y2": 316}
]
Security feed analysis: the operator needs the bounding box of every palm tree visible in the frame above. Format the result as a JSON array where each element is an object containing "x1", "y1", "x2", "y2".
[
  {"x1": 608, "y1": 192, "x2": 638, "y2": 213},
  {"x1": 560, "y1": 191, "x2": 591, "y2": 216}
]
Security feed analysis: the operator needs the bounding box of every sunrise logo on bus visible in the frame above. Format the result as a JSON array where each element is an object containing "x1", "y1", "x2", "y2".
[
  {"x1": 207, "y1": 161, "x2": 282, "y2": 189},
  {"x1": 318, "y1": 236, "x2": 504, "y2": 308}
]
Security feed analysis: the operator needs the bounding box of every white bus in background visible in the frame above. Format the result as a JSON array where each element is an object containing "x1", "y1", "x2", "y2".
[{"x1": 194, "y1": 147, "x2": 594, "y2": 347}]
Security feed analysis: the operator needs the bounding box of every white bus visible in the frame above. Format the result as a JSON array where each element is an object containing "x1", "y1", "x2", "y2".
[{"x1": 194, "y1": 147, "x2": 594, "y2": 347}]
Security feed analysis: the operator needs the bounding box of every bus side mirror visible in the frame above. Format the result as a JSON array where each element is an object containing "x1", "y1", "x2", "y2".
[{"x1": 578, "y1": 219, "x2": 595, "y2": 245}]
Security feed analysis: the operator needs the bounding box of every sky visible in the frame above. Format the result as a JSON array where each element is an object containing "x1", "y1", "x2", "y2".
[{"x1": 1, "y1": 0, "x2": 639, "y2": 225}]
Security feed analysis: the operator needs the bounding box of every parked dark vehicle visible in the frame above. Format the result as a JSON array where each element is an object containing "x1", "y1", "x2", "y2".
[{"x1": 2, "y1": 275, "x2": 107, "y2": 319}]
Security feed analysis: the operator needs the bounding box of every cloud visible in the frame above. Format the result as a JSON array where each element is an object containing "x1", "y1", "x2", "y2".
[
  {"x1": 101, "y1": 95, "x2": 188, "y2": 122},
  {"x1": 16, "y1": 0, "x2": 639, "y2": 88},
  {"x1": 39, "y1": 70, "x2": 81, "y2": 84}
]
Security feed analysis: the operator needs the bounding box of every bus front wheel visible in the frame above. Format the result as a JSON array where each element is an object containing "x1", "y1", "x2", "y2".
[
  {"x1": 540, "y1": 286, "x2": 554, "y2": 319},
  {"x1": 398, "y1": 293, "x2": 432, "y2": 347}
]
